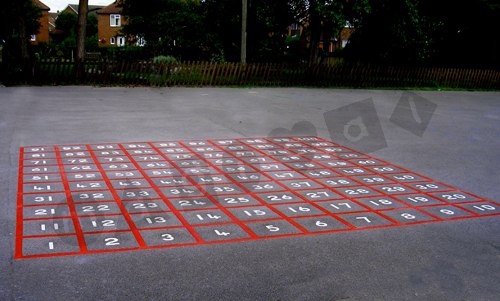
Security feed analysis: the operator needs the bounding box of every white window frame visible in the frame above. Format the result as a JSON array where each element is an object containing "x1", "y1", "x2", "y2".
[
  {"x1": 110, "y1": 36, "x2": 116, "y2": 45},
  {"x1": 110, "y1": 14, "x2": 121, "y2": 27},
  {"x1": 117, "y1": 36, "x2": 125, "y2": 47}
]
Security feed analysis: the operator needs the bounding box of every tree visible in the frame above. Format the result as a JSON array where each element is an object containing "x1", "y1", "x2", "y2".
[
  {"x1": 289, "y1": 0, "x2": 370, "y2": 64},
  {"x1": 121, "y1": 0, "x2": 206, "y2": 60},
  {"x1": 0, "y1": 0, "x2": 41, "y2": 80},
  {"x1": 345, "y1": 0, "x2": 500, "y2": 67},
  {"x1": 55, "y1": 12, "x2": 78, "y2": 38},
  {"x1": 203, "y1": 0, "x2": 292, "y2": 62},
  {"x1": 75, "y1": 0, "x2": 88, "y2": 79},
  {"x1": 345, "y1": 0, "x2": 430, "y2": 64},
  {"x1": 419, "y1": 0, "x2": 500, "y2": 67}
]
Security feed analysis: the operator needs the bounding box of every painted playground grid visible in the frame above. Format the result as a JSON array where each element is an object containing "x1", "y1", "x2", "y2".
[{"x1": 16, "y1": 136, "x2": 499, "y2": 259}]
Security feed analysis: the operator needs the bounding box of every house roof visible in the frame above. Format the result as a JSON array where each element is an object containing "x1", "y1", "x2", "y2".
[
  {"x1": 62, "y1": 4, "x2": 104, "y2": 15},
  {"x1": 65, "y1": 4, "x2": 106, "y2": 14},
  {"x1": 97, "y1": 2, "x2": 122, "y2": 14},
  {"x1": 33, "y1": 0, "x2": 50, "y2": 11}
]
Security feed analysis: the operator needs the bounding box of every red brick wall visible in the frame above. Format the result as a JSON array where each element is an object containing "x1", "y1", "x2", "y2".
[{"x1": 33, "y1": 10, "x2": 50, "y2": 44}]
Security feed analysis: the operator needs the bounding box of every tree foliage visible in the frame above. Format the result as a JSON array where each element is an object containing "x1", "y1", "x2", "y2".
[
  {"x1": 121, "y1": 0, "x2": 206, "y2": 60},
  {"x1": 345, "y1": 0, "x2": 500, "y2": 66},
  {"x1": 0, "y1": 0, "x2": 41, "y2": 80}
]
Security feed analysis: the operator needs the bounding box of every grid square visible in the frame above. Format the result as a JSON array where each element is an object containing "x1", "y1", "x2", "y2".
[
  {"x1": 430, "y1": 191, "x2": 481, "y2": 203},
  {"x1": 336, "y1": 186, "x2": 382, "y2": 198},
  {"x1": 74, "y1": 202, "x2": 122, "y2": 216},
  {"x1": 316, "y1": 200, "x2": 367, "y2": 214},
  {"x1": 353, "y1": 175, "x2": 394, "y2": 186},
  {"x1": 66, "y1": 172, "x2": 104, "y2": 181},
  {"x1": 23, "y1": 219, "x2": 75, "y2": 236},
  {"x1": 278, "y1": 179, "x2": 324, "y2": 190},
  {"x1": 22, "y1": 236, "x2": 80, "y2": 256},
  {"x1": 293, "y1": 216, "x2": 349, "y2": 232},
  {"x1": 241, "y1": 181, "x2": 287, "y2": 193},
  {"x1": 228, "y1": 173, "x2": 269, "y2": 183},
  {"x1": 458, "y1": 202, "x2": 499, "y2": 215},
  {"x1": 380, "y1": 209, "x2": 435, "y2": 224},
  {"x1": 194, "y1": 224, "x2": 250, "y2": 242},
  {"x1": 23, "y1": 205, "x2": 71, "y2": 219},
  {"x1": 159, "y1": 186, "x2": 203, "y2": 198},
  {"x1": 130, "y1": 212, "x2": 183, "y2": 229},
  {"x1": 396, "y1": 194, "x2": 445, "y2": 207},
  {"x1": 211, "y1": 195, "x2": 262, "y2": 207},
  {"x1": 72, "y1": 191, "x2": 115, "y2": 203},
  {"x1": 406, "y1": 182, "x2": 452, "y2": 193},
  {"x1": 337, "y1": 212, "x2": 393, "y2": 228},
  {"x1": 140, "y1": 228, "x2": 196, "y2": 246},
  {"x1": 255, "y1": 192, "x2": 304, "y2": 204},
  {"x1": 264, "y1": 171, "x2": 306, "y2": 180},
  {"x1": 273, "y1": 204, "x2": 324, "y2": 217},
  {"x1": 200, "y1": 184, "x2": 246, "y2": 195},
  {"x1": 169, "y1": 197, "x2": 217, "y2": 210},
  {"x1": 181, "y1": 209, "x2": 233, "y2": 225},
  {"x1": 245, "y1": 220, "x2": 302, "y2": 237},
  {"x1": 79, "y1": 216, "x2": 130, "y2": 232},
  {"x1": 228, "y1": 206, "x2": 281, "y2": 221},
  {"x1": 316, "y1": 177, "x2": 358, "y2": 188},
  {"x1": 421, "y1": 206, "x2": 473, "y2": 219},
  {"x1": 124, "y1": 200, "x2": 171, "y2": 213},
  {"x1": 23, "y1": 193, "x2": 68, "y2": 205},
  {"x1": 297, "y1": 189, "x2": 345, "y2": 201},
  {"x1": 355, "y1": 197, "x2": 407, "y2": 210},
  {"x1": 302, "y1": 169, "x2": 340, "y2": 179},
  {"x1": 150, "y1": 177, "x2": 192, "y2": 187},
  {"x1": 84, "y1": 232, "x2": 139, "y2": 251},
  {"x1": 372, "y1": 184, "x2": 418, "y2": 195}
]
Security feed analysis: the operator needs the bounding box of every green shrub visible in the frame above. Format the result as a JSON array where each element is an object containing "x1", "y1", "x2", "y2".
[{"x1": 153, "y1": 55, "x2": 177, "y2": 64}]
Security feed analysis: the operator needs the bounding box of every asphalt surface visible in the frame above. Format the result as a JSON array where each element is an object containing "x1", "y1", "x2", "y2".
[{"x1": 0, "y1": 86, "x2": 499, "y2": 301}]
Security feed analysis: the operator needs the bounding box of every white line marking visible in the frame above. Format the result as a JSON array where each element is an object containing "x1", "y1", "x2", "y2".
[{"x1": 48, "y1": 242, "x2": 54, "y2": 250}]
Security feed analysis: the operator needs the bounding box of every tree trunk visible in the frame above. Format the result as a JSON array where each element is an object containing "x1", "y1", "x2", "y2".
[
  {"x1": 75, "y1": 0, "x2": 88, "y2": 80},
  {"x1": 19, "y1": 16, "x2": 31, "y2": 79},
  {"x1": 308, "y1": 0, "x2": 321, "y2": 65}
]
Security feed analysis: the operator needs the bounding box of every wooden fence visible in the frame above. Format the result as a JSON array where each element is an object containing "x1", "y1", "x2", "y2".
[{"x1": 31, "y1": 60, "x2": 500, "y2": 89}]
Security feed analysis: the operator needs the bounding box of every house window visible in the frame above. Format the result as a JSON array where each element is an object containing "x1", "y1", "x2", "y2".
[
  {"x1": 110, "y1": 14, "x2": 121, "y2": 27},
  {"x1": 117, "y1": 36, "x2": 125, "y2": 47},
  {"x1": 110, "y1": 37, "x2": 116, "y2": 44},
  {"x1": 30, "y1": 34, "x2": 36, "y2": 41}
]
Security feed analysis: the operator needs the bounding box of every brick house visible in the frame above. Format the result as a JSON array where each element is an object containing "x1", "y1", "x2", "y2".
[
  {"x1": 31, "y1": 0, "x2": 50, "y2": 44},
  {"x1": 287, "y1": 21, "x2": 354, "y2": 54},
  {"x1": 97, "y1": 1, "x2": 127, "y2": 47}
]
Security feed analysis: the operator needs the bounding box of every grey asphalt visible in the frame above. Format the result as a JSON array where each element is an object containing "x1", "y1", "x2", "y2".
[{"x1": 0, "y1": 86, "x2": 499, "y2": 300}]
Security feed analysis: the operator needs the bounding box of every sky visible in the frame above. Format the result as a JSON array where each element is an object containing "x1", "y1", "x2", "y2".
[{"x1": 42, "y1": 0, "x2": 114, "y2": 12}]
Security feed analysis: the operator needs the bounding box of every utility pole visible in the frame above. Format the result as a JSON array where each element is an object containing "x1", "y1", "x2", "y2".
[{"x1": 241, "y1": 0, "x2": 247, "y2": 64}]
